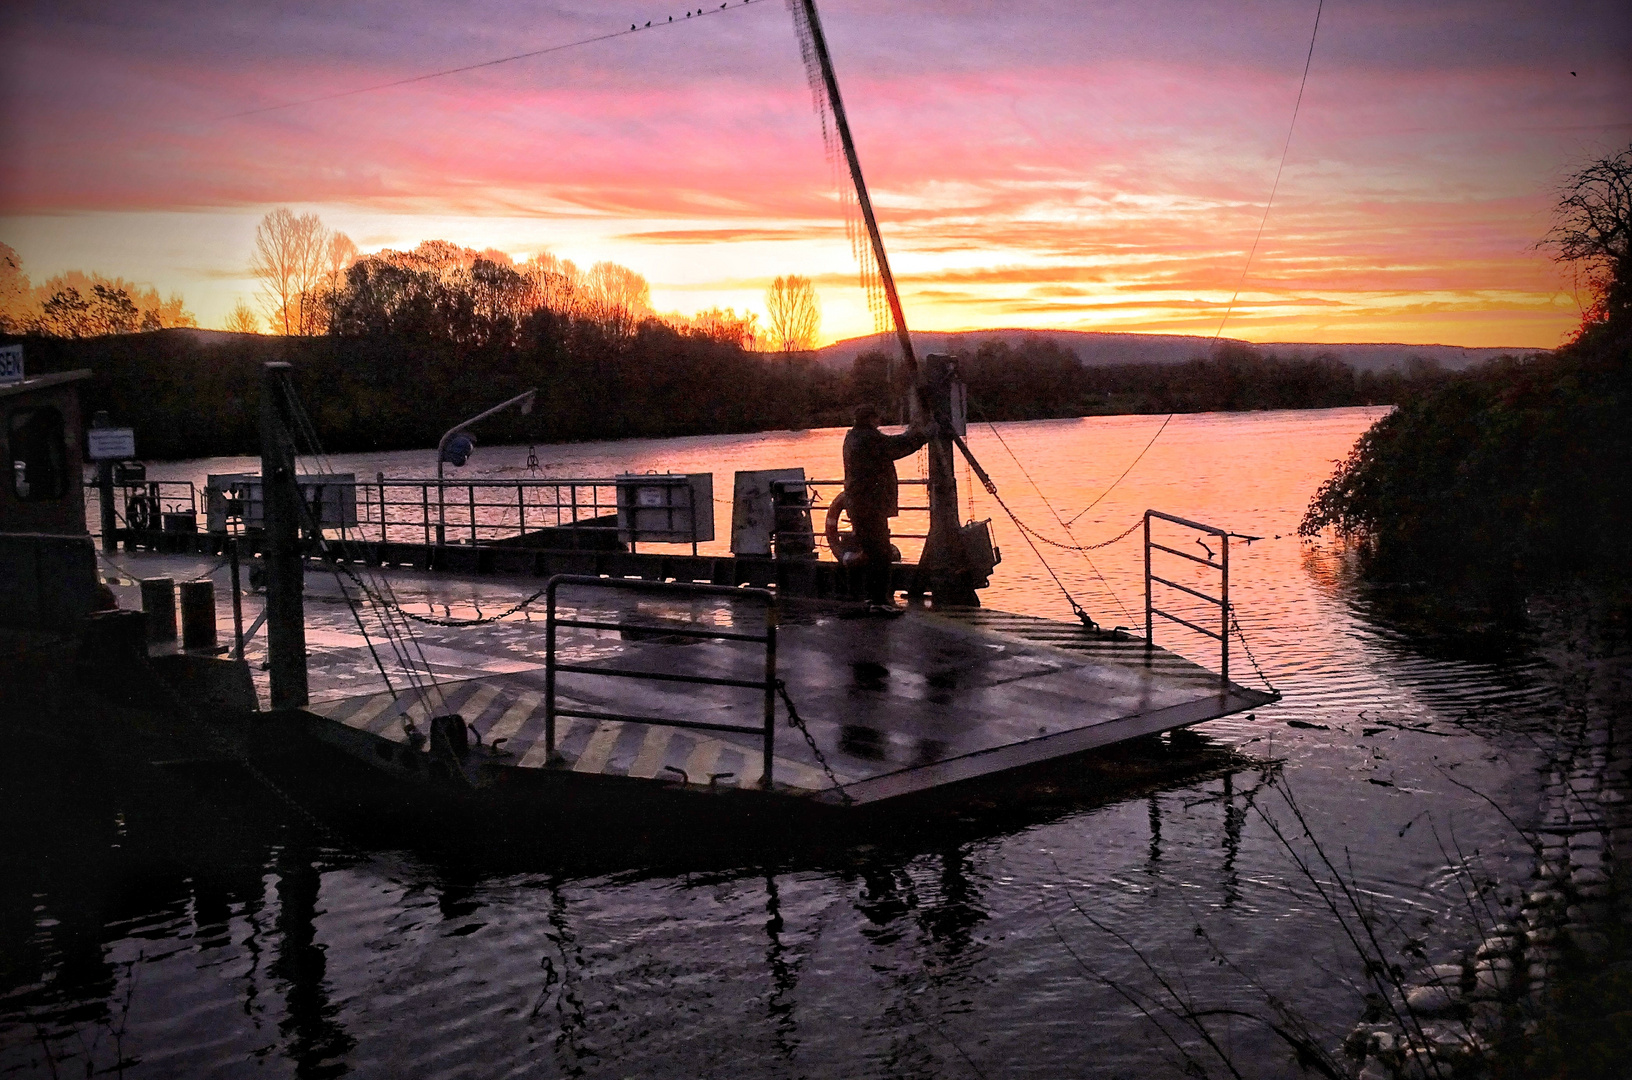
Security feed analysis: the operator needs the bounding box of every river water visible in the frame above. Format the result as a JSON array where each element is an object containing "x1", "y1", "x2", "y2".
[{"x1": 3, "y1": 407, "x2": 1567, "y2": 1077}]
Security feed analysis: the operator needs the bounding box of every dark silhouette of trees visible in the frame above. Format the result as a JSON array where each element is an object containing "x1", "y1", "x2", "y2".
[
  {"x1": 1543, "y1": 143, "x2": 1631, "y2": 335},
  {"x1": 1303, "y1": 146, "x2": 1632, "y2": 580}
]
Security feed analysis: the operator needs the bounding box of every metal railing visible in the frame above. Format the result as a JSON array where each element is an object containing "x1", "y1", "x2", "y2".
[
  {"x1": 770, "y1": 477, "x2": 931, "y2": 557},
  {"x1": 543, "y1": 575, "x2": 778, "y2": 785},
  {"x1": 100, "y1": 480, "x2": 197, "y2": 534},
  {"x1": 202, "y1": 476, "x2": 698, "y2": 553},
  {"x1": 1144, "y1": 509, "x2": 1229, "y2": 686}
]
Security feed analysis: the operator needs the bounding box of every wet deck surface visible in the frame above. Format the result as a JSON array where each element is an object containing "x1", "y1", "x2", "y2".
[{"x1": 104, "y1": 552, "x2": 1273, "y2": 805}]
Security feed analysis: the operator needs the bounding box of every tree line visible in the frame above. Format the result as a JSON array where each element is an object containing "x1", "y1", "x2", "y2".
[
  {"x1": 8, "y1": 318, "x2": 1491, "y2": 462},
  {"x1": 0, "y1": 244, "x2": 197, "y2": 336}
]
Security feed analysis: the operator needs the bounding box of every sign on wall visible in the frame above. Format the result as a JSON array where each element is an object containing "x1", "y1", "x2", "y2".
[
  {"x1": 0, "y1": 344, "x2": 22, "y2": 386},
  {"x1": 87, "y1": 427, "x2": 136, "y2": 460}
]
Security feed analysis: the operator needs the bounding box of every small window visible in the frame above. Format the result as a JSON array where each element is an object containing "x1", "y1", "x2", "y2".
[{"x1": 9, "y1": 406, "x2": 69, "y2": 502}]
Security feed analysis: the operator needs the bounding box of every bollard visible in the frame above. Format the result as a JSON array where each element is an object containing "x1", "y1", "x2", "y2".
[
  {"x1": 179, "y1": 579, "x2": 217, "y2": 651},
  {"x1": 140, "y1": 578, "x2": 176, "y2": 642}
]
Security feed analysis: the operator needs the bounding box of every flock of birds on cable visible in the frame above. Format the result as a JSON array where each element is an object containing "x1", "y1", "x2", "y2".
[{"x1": 634, "y1": 1, "x2": 752, "y2": 32}]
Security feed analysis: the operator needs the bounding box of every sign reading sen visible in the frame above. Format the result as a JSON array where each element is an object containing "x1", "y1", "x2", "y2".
[{"x1": 0, "y1": 344, "x2": 22, "y2": 386}]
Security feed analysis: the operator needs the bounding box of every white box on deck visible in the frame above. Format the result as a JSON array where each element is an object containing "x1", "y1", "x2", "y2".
[
  {"x1": 219, "y1": 473, "x2": 359, "y2": 532},
  {"x1": 731, "y1": 468, "x2": 805, "y2": 556},
  {"x1": 615, "y1": 473, "x2": 713, "y2": 545}
]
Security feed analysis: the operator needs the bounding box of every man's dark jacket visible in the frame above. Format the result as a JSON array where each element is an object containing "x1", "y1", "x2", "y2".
[{"x1": 843, "y1": 423, "x2": 928, "y2": 519}]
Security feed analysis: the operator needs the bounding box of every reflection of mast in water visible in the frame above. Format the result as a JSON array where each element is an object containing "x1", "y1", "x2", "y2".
[
  {"x1": 1147, "y1": 794, "x2": 1163, "y2": 865},
  {"x1": 270, "y1": 846, "x2": 356, "y2": 1072},
  {"x1": 1221, "y1": 771, "x2": 1245, "y2": 909},
  {"x1": 762, "y1": 872, "x2": 799, "y2": 1063},
  {"x1": 528, "y1": 879, "x2": 591, "y2": 1071}
]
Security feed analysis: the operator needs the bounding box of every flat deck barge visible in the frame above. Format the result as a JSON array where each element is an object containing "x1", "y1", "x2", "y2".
[{"x1": 103, "y1": 552, "x2": 1274, "y2": 813}]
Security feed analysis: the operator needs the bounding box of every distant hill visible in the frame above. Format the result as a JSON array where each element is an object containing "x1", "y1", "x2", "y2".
[{"x1": 814, "y1": 329, "x2": 1543, "y2": 375}]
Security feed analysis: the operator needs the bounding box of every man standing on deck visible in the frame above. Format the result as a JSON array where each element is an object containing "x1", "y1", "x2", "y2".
[{"x1": 843, "y1": 404, "x2": 931, "y2": 613}]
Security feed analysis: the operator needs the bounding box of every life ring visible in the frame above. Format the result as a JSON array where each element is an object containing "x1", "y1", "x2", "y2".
[
  {"x1": 824, "y1": 491, "x2": 862, "y2": 566},
  {"x1": 824, "y1": 491, "x2": 900, "y2": 568},
  {"x1": 125, "y1": 493, "x2": 156, "y2": 531}
]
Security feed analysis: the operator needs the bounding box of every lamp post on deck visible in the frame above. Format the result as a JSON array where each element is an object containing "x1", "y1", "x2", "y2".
[{"x1": 436, "y1": 389, "x2": 537, "y2": 546}]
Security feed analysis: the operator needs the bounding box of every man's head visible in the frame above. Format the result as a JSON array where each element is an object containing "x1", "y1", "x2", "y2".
[{"x1": 853, "y1": 403, "x2": 881, "y2": 428}]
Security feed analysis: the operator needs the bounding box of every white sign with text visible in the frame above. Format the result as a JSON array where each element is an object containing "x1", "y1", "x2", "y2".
[{"x1": 87, "y1": 427, "x2": 137, "y2": 460}]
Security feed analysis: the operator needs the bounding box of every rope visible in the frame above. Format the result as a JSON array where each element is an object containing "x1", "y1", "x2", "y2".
[
  {"x1": 973, "y1": 410, "x2": 1135, "y2": 625},
  {"x1": 276, "y1": 377, "x2": 440, "y2": 706},
  {"x1": 1065, "y1": 413, "x2": 1173, "y2": 526},
  {"x1": 775, "y1": 679, "x2": 852, "y2": 805},
  {"x1": 1209, "y1": 0, "x2": 1324, "y2": 343}
]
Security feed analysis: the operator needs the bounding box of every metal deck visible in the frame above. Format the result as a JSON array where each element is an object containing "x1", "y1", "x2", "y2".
[
  {"x1": 103, "y1": 553, "x2": 1273, "y2": 808},
  {"x1": 297, "y1": 588, "x2": 1274, "y2": 806}
]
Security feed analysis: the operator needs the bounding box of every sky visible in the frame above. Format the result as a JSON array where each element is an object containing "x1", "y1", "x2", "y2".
[{"x1": 1, "y1": 0, "x2": 1628, "y2": 347}]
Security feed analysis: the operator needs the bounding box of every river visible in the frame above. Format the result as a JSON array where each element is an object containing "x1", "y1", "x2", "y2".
[{"x1": 3, "y1": 406, "x2": 1569, "y2": 1077}]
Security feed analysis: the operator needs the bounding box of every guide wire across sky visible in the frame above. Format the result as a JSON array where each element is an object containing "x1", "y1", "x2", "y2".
[
  {"x1": 1064, "y1": 0, "x2": 1324, "y2": 526},
  {"x1": 219, "y1": 1, "x2": 773, "y2": 122}
]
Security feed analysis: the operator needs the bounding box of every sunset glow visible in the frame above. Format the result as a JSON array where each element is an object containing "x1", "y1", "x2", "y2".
[{"x1": 2, "y1": 0, "x2": 1627, "y2": 347}]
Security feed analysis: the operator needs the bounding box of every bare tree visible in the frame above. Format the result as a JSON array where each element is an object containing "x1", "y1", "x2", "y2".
[
  {"x1": 685, "y1": 306, "x2": 761, "y2": 349},
  {"x1": 1543, "y1": 144, "x2": 1632, "y2": 330},
  {"x1": 251, "y1": 208, "x2": 329, "y2": 335},
  {"x1": 582, "y1": 260, "x2": 652, "y2": 338},
  {"x1": 323, "y1": 233, "x2": 359, "y2": 294},
  {"x1": 765, "y1": 274, "x2": 820, "y2": 352},
  {"x1": 522, "y1": 251, "x2": 584, "y2": 316},
  {"x1": 225, "y1": 299, "x2": 260, "y2": 334}
]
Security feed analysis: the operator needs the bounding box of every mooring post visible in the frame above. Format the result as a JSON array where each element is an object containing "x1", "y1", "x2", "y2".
[
  {"x1": 763, "y1": 601, "x2": 778, "y2": 789},
  {"x1": 1220, "y1": 533, "x2": 1230, "y2": 691},
  {"x1": 543, "y1": 580, "x2": 558, "y2": 762},
  {"x1": 229, "y1": 537, "x2": 245, "y2": 660},
  {"x1": 260, "y1": 362, "x2": 308, "y2": 708}
]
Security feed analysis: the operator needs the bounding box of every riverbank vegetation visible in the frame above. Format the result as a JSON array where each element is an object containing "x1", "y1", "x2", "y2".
[
  {"x1": 1300, "y1": 146, "x2": 1632, "y2": 584},
  {"x1": 4, "y1": 326, "x2": 1490, "y2": 460}
]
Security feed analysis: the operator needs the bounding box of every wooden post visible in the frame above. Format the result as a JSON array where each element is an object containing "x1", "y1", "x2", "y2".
[
  {"x1": 260, "y1": 362, "x2": 308, "y2": 708},
  {"x1": 229, "y1": 537, "x2": 245, "y2": 660},
  {"x1": 97, "y1": 460, "x2": 116, "y2": 554},
  {"x1": 763, "y1": 601, "x2": 778, "y2": 789}
]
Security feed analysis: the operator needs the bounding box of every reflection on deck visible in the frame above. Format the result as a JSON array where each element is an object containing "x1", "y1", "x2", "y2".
[{"x1": 294, "y1": 581, "x2": 1274, "y2": 807}]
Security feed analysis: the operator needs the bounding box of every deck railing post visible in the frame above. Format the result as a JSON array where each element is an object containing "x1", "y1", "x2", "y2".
[
  {"x1": 422, "y1": 485, "x2": 431, "y2": 547},
  {"x1": 1220, "y1": 534, "x2": 1230, "y2": 690},
  {"x1": 763, "y1": 600, "x2": 778, "y2": 789},
  {"x1": 469, "y1": 485, "x2": 477, "y2": 544},
  {"x1": 229, "y1": 536, "x2": 244, "y2": 660},
  {"x1": 544, "y1": 579, "x2": 559, "y2": 762},
  {"x1": 377, "y1": 472, "x2": 386, "y2": 544},
  {"x1": 1143, "y1": 511, "x2": 1153, "y2": 647},
  {"x1": 518, "y1": 483, "x2": 525, "y2": 539}
]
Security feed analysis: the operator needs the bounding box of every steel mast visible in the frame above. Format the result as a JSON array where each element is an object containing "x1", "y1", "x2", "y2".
[{"x1": 796, "y1": 0, "x2": 976, "y2": 603}]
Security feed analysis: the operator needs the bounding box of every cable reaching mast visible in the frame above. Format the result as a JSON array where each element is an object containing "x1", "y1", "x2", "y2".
[{"x1": 789, "y1": 0, "x2": 987, "y2": 601}]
